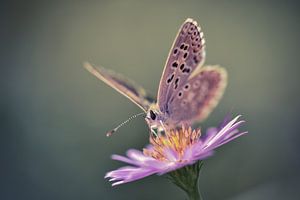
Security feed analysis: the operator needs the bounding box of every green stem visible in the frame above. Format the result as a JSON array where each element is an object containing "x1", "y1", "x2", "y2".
[
  {"x1": 167, "y1": 161, "x2": 204, "y2": 200},
  {"x1": 187, "y1": 182, "x2": 202, "y2": 200}
]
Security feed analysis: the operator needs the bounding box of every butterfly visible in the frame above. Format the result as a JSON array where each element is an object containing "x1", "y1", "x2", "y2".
[{"x1": 84, "y1": 18, "x2": 227, "y2": 135}]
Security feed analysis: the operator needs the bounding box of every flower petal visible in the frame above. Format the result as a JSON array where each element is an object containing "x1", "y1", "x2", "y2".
[
  {"x1": 111, "y1": 154, "x2": 139, "y2": 166},
  {"x1": 203, "y1": 115, "x2": 242, "y2": 148},
  {"x1": 110, "y1": 167, "x2": 157, "y2": 186},
  {"x1": 164, "y1": 148, "x2": 179, "y2": 162}
]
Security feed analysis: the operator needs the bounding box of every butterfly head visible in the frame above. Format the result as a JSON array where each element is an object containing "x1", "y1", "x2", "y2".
[{"x1": 145, "y1": 104, "x2": 168, "y2": 132}]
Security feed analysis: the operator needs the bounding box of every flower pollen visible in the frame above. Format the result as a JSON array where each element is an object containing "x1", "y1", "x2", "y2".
[{"x1": 144, "y1": 126, "x2": 201, "y2": 161}]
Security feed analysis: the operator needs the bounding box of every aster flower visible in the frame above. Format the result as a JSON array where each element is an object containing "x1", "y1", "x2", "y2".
[{"x1": 105, "y1": 115, "x2": 246, "y2": 187}]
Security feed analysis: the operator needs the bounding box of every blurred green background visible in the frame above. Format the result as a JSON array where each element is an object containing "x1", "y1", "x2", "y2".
[{"x1": 2, "y1": 0, "x2": 300, "y2": 199}]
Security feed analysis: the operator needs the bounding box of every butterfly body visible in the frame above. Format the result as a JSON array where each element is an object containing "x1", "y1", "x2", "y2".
[{"x1": 84, "y1": 18, "x2": 227, "y2": 134}]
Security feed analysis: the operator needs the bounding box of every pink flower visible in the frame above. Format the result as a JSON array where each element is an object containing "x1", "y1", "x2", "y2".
[{"x1": 105, "y1": 115, "x2": 246, "y2": 186}]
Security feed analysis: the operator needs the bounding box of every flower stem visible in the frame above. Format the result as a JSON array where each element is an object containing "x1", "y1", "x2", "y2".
[
  {"x1": 167, "y1": 161, "x2": 204, "y2": 200},
  {"x1": 187, "y1": 183, "x2": 202, "y2": 200}
]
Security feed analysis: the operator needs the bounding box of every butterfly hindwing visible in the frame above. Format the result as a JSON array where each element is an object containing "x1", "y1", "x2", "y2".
[
  {"x1": 84, "y1": 62, "x2": 153, "y2": 111},
  {"x1": 157, "y1": 18, "x2": 206, "y2": 113},
  {"x1": 167, "y1": 66, "x2": 227, "y2": 124}
]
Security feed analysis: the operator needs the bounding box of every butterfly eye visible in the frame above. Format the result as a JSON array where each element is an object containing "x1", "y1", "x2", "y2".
[{"x1": 150, "y1": 110, "x2": 156, "y2": 120}]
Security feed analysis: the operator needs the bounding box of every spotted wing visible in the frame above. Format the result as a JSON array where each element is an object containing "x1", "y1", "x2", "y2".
[
  {"x1": 84, "y1": 62, "x2": 154, "y2": 112},
  {"x1": 167, "y1": 66, "x2": 227, "y2": 124},
  {"x1": 157, "y1": 18, "x2": 206, "y2": 113}
]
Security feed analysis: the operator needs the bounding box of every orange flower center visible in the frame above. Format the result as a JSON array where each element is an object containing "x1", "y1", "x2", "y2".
[{"x1": 143, "y1": 126, "x2": 201, "y2": 161}]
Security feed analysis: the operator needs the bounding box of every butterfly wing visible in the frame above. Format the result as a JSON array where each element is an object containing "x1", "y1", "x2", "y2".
[
  {"x1": 157, "y1": 18, "x2": 206, "y2": 113},
  {"x1": 84, "y1": 62, "x2": 154, "y2": 112},
  {"x1": 167, "y1": 66, "x2": 227, "y2": 124}
]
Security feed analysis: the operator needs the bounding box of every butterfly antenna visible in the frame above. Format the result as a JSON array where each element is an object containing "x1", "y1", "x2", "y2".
[{"x1": 106, "y1": 112, "x2": 145, "y2": 137}]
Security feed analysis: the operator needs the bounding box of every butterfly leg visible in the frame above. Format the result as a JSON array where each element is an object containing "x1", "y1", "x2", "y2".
[{"x1": 150, "y1": 126, "x2": 159, "y2": 137}]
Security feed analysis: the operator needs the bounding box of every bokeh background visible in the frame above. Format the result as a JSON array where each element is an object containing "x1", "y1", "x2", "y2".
[{"x1": 2, "y1": 0, "x2": 300, "y2": 199}]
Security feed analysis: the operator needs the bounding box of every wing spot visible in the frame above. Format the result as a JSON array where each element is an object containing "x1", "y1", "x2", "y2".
[
  {"x1": 180, "y1": 44, "x2": 185, "y2": 49},
  {"x1": 193, "y1": 56, "x2": 198, "y2": 63},
  {"x1": 172, "y1": 61, "x2": 178, "y2": 68},
  {"x1": 183, "y1": 52, "x2": 189, "y2": 59},
  {"x1": 180, "y1": 63, "x2": 185, "y2": 70},
  {"x1": 182, "y1": 23, "x2": 190, "y2": 32},
  {"x1": 184, "y1": 84, "x2": 190, "y2": 90},
  {"x1": 178, "y1": 91, "x2": 183, "y2": 98},
  {"x1": 173, "y1": 48, "x2": 178, "y2": 55},
  {"x1": 182, "y1": 68, "x2": 191, "y2": 74},
  {"x1": 188, "y1": 26, "x2": 195, "y2": 34},
  {"x1": 167, "y1": 74, "x2": 174, "y2": 84},
  {"x1": 184, "y1": 45, "x2": 189, "y2": 50},
  {"x1": 174, "y1": 77, "x2": 180, "y2": 89}
]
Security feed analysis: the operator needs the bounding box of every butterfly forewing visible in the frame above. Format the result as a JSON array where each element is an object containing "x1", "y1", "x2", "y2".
[
  {"x1": 84, "y1": 62, "x2": 153, "y2": 111},
  {"x1": 157, "y1": 18, "x2": 206, "y2": 113},
  {"x1": 167, "y1": 66, "x2": 227, "y2": 124},
  {"x1": 85, "y1": 18, "x2": 228, "y2": 132}
]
